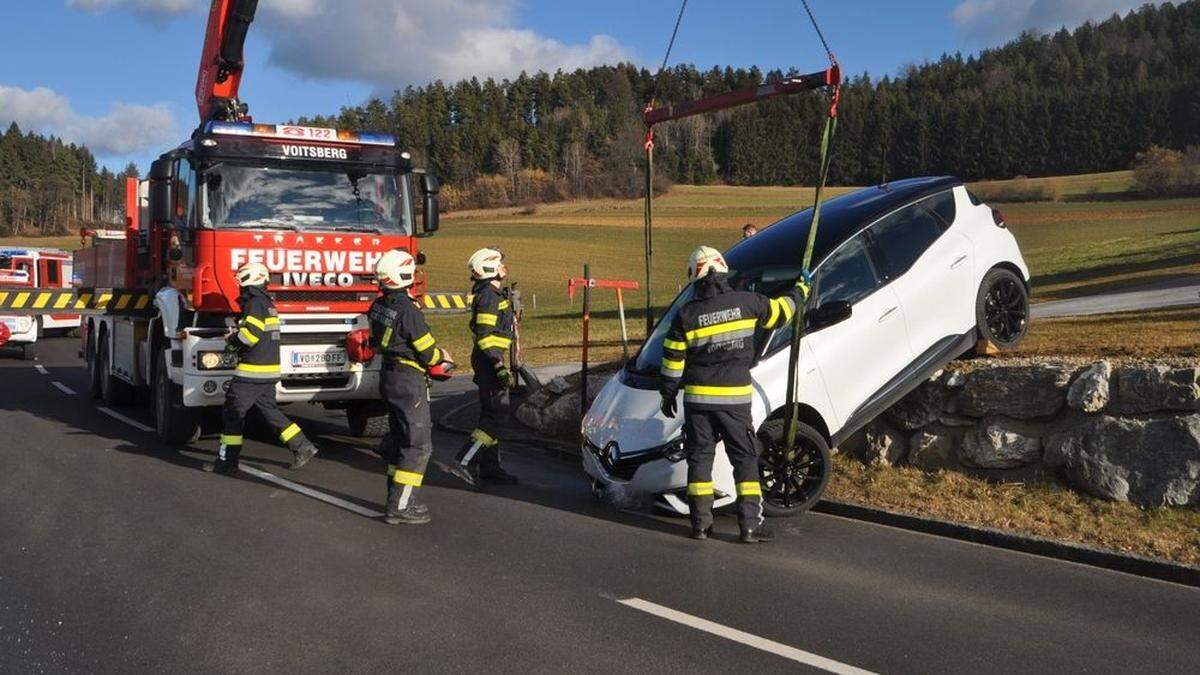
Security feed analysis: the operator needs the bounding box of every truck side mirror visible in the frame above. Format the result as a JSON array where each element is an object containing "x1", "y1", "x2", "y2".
[
  {"x1": 149, "y1": 158, "x2": 174, "y2": 225},
  {"x1": 421, "y1": 173, "x2": 440, "y2": 235}
]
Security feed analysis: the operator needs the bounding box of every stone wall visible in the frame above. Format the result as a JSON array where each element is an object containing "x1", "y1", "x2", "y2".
[{"x1": 843, "y1": 360, "x2": 1200, "y2": 508}]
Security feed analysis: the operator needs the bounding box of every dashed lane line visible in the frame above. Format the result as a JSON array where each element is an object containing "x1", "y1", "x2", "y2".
[
  {"x1": 52, "y1": 381, "x2": 76, "y2": 395},
  {"x1": 239, "y1": 465, "x2": 385, "y2": 519},
  {"x1": 34, "y1": 365, "x2": 48, "y2": 375},
  {"x1": 96, "y1": 406, "x2": 156, "y2": 433},
  {"x1": 614, "y1": 597, "x2": 877, "y2": 674}
]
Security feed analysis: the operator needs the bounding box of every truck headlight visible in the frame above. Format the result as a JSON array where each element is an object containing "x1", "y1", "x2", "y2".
[
  {"x1": 16, "y1": 317, "x2": 31, "y2": 332},
  {"x1": 198, "y1": 350, "x2": 238, "y2": 370}
]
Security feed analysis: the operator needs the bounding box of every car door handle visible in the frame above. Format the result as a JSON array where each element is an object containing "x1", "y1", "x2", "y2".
[
  {"x1": 878, "y1": 306, "x2": 898, "y2": 323},
  {"x1": 951, "y1": 254, "x2": 968, "y2": 269}
]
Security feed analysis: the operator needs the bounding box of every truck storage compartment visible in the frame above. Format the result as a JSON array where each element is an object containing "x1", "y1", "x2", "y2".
[{"x1": 73, "y1": 239, "x2": 127, "y2": 288}]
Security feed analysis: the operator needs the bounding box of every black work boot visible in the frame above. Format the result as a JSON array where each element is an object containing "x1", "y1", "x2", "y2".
[
  {"x1": 690, "y1": 525, "x2": 714, "y2": 541},
  {"x1": 445, "y1": 439, "x2": 481, "y2": 488},
  {"x1": 385, "y1": 469, "x2": 428, "y2": 516},
  {"x1": 288, "y1": 437, "x2": 319, "y2": 470},
  {"x1": 478, "y1": 445, "x2": 518, "y2": 485},
  {"x1": 384, "y1": 483, "x2": 431, "y2": 525},
  {"x1": 204, "y1": 444, "x2": 241, "y2": 476},
  {"x1": 739, "y1": 522, "x2": 775, "y2": 543},
  {"x1": 687, "y1": 494, "x2": 715, "y2": 541}
]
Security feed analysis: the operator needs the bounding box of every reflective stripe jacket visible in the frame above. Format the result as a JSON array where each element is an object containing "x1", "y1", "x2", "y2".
[
  {"x1": 470, "y1": 280, "x2": 514, "y2": 370},
  {"x1": 660, "y1": 273, "x2": 804, "y2": 409},
  {"x1": 367, "y1": 290, "x2": 443, "y2": 373},
  {"x1": 227, "y1": 285, "x2": 281, "y2": 381}
]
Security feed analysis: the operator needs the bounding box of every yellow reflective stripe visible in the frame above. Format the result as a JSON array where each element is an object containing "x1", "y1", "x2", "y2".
[
  {"x1": 498, "y1": 300, "x2": 511, "y2": 310},
  {"x1": 683, "y1": 384, "x2": 753, "y2": 397},
  {"x1": 381, "y1": 326, "x2": 393, "y2": 346},
  {"x1": 264, "y1": 317, "x2": 280, "y2": 327},
  {"x1": 663, "y1": 338, "x2": 687, "y2": 352},
  {"x1": 426, "y1": 348, "x2": 442, "y2": 365},
  {"x1": 685, "y1": 318, "x2": 758, "y2": 342},
  {"x1": 475, "y1": 312, "x2": 498, "y2": 326},
  {"x1": 392, "y1": 470, "x2": 424, "y2": 487},
  {"x1": 280, "y1": 423, "x2": 301, "y2": 443},
  {"x1": 413, "y1": 333, "x2": 436, "y2": 351},
  {"x1": 12, "y1": 292, "x2": 30, "y2": 308},
  {"x1": 115, "y1": 294, "x2": 132, "y2": 310},
  {"x1": 236, "y1": 363, "x2": 280, "y2": 373},
  {"x1": 661, "y1": 358, "x2": 685, "y2": 372},
  {"x1": 477, "y1": 335, "x2": 512, "y2": 350},
  {"x1": 687, "y1": 481, "x2": 714, "y2": 496},
  {"x1": 470, "y1": 428, "x2": 498, "y2": 447},
  {"x1": 134, "y1": 295, "x2": 150, "y2": 310},
  {"x1": 53, "y1": 293, "x2": 72, "y2": 309},
  {"x1": 243, "y1": 315, "x2": 266, "y2": 330},
  {"x1": 394, "y1": 358, "x2": 424, "y2": 373},
  {"x1": 220, "y1": 434, "x2": 243, "y2": 446},
  {"x1": 238, "y1": 327, "x2": 260, "y2": 345},
  {"x1": 777, "y1": 297, "x2": 795, "y2": 324},
  {"x1": 765, "y1": 298, "x2": 781, "y2": 328},
  {"x1": 737, "y1": 481, "x2": 762, "y2": 497}
]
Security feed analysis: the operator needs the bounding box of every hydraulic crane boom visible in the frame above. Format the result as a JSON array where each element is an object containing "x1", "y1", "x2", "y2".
[{"x1": 194, "y1": 0, "x2": 259, "y2": 123}]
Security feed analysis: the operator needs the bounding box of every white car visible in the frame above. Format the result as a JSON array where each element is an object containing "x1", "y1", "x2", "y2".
[{"x1": 582, "y1": 177, "x2": 1031, "y2": 517}]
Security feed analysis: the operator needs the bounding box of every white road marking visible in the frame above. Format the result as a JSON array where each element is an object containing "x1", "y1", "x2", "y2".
[
  {"x1": 239, "y1": 465, "x2": 384, "y2": 519},
  {"x1": 96, "y1": 406, "x2": 156, "y2": 433},
  {"x1": 52, "y1": 381, "x2": 76, "y2": 395},
  {"x1": 34, "y1": 365, "x2": 48, "y2": 375},
  {"x1": 615, "y1": 597, "x2": 876, "y2": 674}
]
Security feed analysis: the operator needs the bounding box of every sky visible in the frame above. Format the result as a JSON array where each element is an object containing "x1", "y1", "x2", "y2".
[{"x1": 0, "y1": 0, "x2": 1165, "y2": 172}]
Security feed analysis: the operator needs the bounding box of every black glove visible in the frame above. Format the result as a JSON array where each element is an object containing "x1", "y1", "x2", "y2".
[
  {"x1": 496, "y1": 365, "x2": 515, "y2": 388},
  {"x1": 660, "y1": 391, "x2": 678, "y2": 419}
]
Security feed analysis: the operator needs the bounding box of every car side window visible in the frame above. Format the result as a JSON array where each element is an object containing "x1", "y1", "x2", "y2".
[
  {"x1": 813, "y1": 236, "x2": 881, "y2": 306},
  {"x1": 925, "y1": 190, "x2": 957, "y2": 229},
  {"x1": 868, "y1": 202, "x2": 943, "y2": 280}
]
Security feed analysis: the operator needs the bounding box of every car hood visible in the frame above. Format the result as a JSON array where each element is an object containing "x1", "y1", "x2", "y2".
[{"x1": 582, "y1": 372, "x2": 681, "y2": 456}]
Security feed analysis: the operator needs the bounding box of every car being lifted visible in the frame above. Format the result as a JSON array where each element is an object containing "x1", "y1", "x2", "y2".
[{"x1": 582, "y1": 176, "x2": 1031, "y2": 518}]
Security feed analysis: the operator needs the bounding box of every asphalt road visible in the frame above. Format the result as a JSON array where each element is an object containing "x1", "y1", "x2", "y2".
[
  {"x1": 1032, "y1": 278, "x2": 1200, "y2": 319},
  {"x1": 1, "y1": 338, "x2": 1198, "y2": 674}
]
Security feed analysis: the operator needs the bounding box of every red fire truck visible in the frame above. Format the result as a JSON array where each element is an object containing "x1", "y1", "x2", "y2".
[
  {"x1": 0, "y1": 247, "x2": 81, "y2": 360},
  {"x1": 72, "y1": 0, "x2": 441, "y2": 442}
]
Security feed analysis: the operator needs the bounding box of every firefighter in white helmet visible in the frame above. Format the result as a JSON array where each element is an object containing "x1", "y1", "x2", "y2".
[
  {"x1": 367, "y1": 248, "x2": 451, "y2": 524},
  {"x1": 445, "y1": 247, "x2": 518, "y2": 487},
  {"x1": 205, "y1": 261, "x2": 319, "y2": 475},
  {"x1": 658, "y1": 246, "x2": 811, "y2": 542}
]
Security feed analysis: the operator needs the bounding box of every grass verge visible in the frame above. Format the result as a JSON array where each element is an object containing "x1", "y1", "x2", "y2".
[{"x1": 827, "y1": 456, "x2": 1200, "y2": 566}]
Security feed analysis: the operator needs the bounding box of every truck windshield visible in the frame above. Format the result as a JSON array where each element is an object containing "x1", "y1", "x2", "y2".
[{"x1": 202, "y1": 162, "x2": 411, "y2": 235}]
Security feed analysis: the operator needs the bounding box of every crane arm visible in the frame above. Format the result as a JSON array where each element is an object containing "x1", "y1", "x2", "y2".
[{"x1": 195, "y1": 0, "x2": 259, "y2": 124}]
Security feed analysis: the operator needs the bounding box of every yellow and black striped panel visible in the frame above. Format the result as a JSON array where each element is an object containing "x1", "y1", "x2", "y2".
[
  {"x1": 0, "y1": 288, "x2": 154, "y2": 315},
  {"x1": 421, "y1": 292, "x2": 472, "y2": 313}
]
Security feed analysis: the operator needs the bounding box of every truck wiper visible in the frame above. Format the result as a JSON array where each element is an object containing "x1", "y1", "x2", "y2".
[{"x1": 224, "y1": 220, "x2": 299, "y2": 231}]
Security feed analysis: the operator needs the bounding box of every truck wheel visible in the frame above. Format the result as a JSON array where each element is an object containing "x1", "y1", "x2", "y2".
[
  {"x1": 347, "y1": 401, "x2": 389, "y2": 437},
  {"x1": 975, "y1": 267, "x2": 1029, "y2": 351},
  {"x1": 21, "y1": 342, "x2": 38, "y2": 361},
  {"x1": 86, "y1": 331, "x2": 102, "y2": 399},
  {"x1": 153, "y1": 351, "x2": 200, "y2": 445},
  {"x1": 98, "y1": 335, "x2": 133, "y2": 406},
  {"x1": 757, "y1": 417, "x2": 832, "y2": 518}
]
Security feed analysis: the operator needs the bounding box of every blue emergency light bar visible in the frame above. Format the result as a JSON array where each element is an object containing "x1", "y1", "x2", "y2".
[{"x1": 204, "y1": 121, "x2": 395, "y2": 147}]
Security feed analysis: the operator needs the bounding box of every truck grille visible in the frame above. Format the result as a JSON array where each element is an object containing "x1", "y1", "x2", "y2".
[{"x1": 281, "y1": 375, "x2": 352, "y2": 390}]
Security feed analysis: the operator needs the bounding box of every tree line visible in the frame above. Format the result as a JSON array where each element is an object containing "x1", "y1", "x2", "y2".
[{"x1": 0, "y1": 122, "x2": 138, "y2": 237}]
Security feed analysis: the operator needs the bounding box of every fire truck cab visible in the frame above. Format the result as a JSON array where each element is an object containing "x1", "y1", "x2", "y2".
[
  {"x1": 78, "y1": 121, "x2": 440, "y2": 442},
  {"x1": 0, "y1": 247, "x2": 81, "y2": 360}
]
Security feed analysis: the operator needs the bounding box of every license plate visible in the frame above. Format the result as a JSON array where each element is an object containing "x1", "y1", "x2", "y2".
[{"x1": 290, "y1": 349, "x2": 347, "y2": 368}]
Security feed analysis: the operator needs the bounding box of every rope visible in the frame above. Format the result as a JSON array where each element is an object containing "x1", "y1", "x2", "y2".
[
  {"x1": 799, "y1": 0, "x2": 835, "y2": 65},
  {"x1": 658, "y1": 0, "x2": 690, "y2": 77}
]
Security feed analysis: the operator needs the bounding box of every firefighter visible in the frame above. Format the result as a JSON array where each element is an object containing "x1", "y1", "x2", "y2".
[
  {"x1": 367, "y1": 248, "x2": 450, "y2": 525},
  {"x1": 658, "y1": 246, "x2": 810, "y2": 543},
  {"x1": 205, "y1": 261, "x2": 319, "y2": 476},
  {"x1": 445, "y1": 248, "x2": 518, "y2": 487}
]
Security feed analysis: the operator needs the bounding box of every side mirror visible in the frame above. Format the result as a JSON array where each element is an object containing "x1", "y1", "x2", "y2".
[
  {"x1": 149, "y1": 158, "x2": 174, "y2": 224},
  {"x1": 421, "y1": 173, "x2": 440, "y2": 235},
  {"x1": 807, "y1": 300, "x2": 852, "y2": 331}
]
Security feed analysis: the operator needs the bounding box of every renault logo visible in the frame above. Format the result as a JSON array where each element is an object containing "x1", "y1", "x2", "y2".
[{"x1": 604, "y1": 441, "x2": 620, "y2": 465}]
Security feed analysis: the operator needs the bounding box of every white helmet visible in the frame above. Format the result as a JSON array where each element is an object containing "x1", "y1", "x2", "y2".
[
  {"x1": 376, "y1": 249, "x2": 417, "y2": 290},
  {"x1": 235, "y1": 261, "x2": 270, "y2": 287},
  {"x1": 468, "y1": 248, "x2": 506, "y2": 280},
  {"x1": 688, "y1": 245, "x2": 729, "y2": 280}
]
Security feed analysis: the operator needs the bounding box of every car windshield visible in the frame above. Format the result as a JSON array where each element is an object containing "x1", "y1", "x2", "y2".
[
  {"x1": 202, "y1": 162, "x2": 410, "y2": 234},
  {"x1": 629, "y1": 265, "x2": 804, "y2": 374}
]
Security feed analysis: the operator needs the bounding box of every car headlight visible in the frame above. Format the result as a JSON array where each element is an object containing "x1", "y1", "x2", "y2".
[
  {"x1": 16, "y1": 317, "x2": 31, "y2": 332},
  {"x1": 197, "y1": 350, "x2": 238, "y2": 371},
  {"x1": 661, "y1": 436, "x2": 686, "y2": 463}
]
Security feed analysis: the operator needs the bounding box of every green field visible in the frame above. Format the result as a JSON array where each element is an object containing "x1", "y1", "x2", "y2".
[{"x1": 5, "y1": 170, "x2": 1197, "y2": 365}]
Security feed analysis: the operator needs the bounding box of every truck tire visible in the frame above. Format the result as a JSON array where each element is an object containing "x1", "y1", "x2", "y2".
[
  {"x1": 757, "y1": 417, "x2": 832, "y2": 518},
  {"x1": 153, "y1": 350, "x2": 200, "y2": 445},
  {"x1": 98, "y1": 334, "x2": 134, "y2": 406},
  {"x1": 20, "y1": 341, "x2": 37, "y2": 361},
  {"x1": 347, "y1": 401, "x2": 388, "y2": 438}
]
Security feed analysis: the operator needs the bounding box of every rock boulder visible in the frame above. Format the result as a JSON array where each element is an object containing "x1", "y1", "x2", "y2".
[
  {"x1": 959, "y1": 365, "x2": 1071, "y2": 419},
  {"x1": 1114, "y1": 366, "x2": 1199, "y2": 415},
  {"x1": 1067, "y1": 361, "x2": 1111, "y2": 413},
  {"x1": 959, "y1": 418, "x2": 1042, "y2": 469}
]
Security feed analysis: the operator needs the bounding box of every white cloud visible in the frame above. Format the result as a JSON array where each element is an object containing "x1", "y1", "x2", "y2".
[
  {"x1": 951, "y1": 0, "x2": 1167, "y2": 43},
  {"x1": 0, "y1": 85, "x2": 177, "y2": 156},
  {"x1": 67, "y1": 0, "x2": 197, "y2": 21}
]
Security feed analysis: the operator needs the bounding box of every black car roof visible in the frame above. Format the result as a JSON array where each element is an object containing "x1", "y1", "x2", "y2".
[{"x1": 725, "y1": 176, "x2": 961, "y2": 272}]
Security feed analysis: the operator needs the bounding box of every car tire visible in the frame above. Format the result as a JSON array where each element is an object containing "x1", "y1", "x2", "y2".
[
  {"x1": 153, "y1": 349, "x2": 200, "y2": 445},
  {"x1": 975, "y1": 267, "x2": 1029, "y2": 350},
  {"x1": 757, "y1": 416, "x2": 832, "y2": 518},
  {"x1": 347, "y1": 401, "x2": 388, "y2": 437},
  {"x1": 98, "y1": 335, "x2": 134, "y2": 406}
]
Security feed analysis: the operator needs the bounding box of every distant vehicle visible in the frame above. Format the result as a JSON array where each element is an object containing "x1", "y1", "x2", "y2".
[
  {"x1": 0, "y1": 247, "x2": 81, "y2": 360},
  {"x1": 582, "y1": 176, "x2": 1031, "y2": 518}
]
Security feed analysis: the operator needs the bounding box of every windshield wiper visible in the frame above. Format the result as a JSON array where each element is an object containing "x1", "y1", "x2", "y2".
[
  {"x1": 223, "y1": 220, "x2": 299, "y2": 231},
  {"x1": 330, "y1": 225, "x2": 386, "y2": 234}
]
